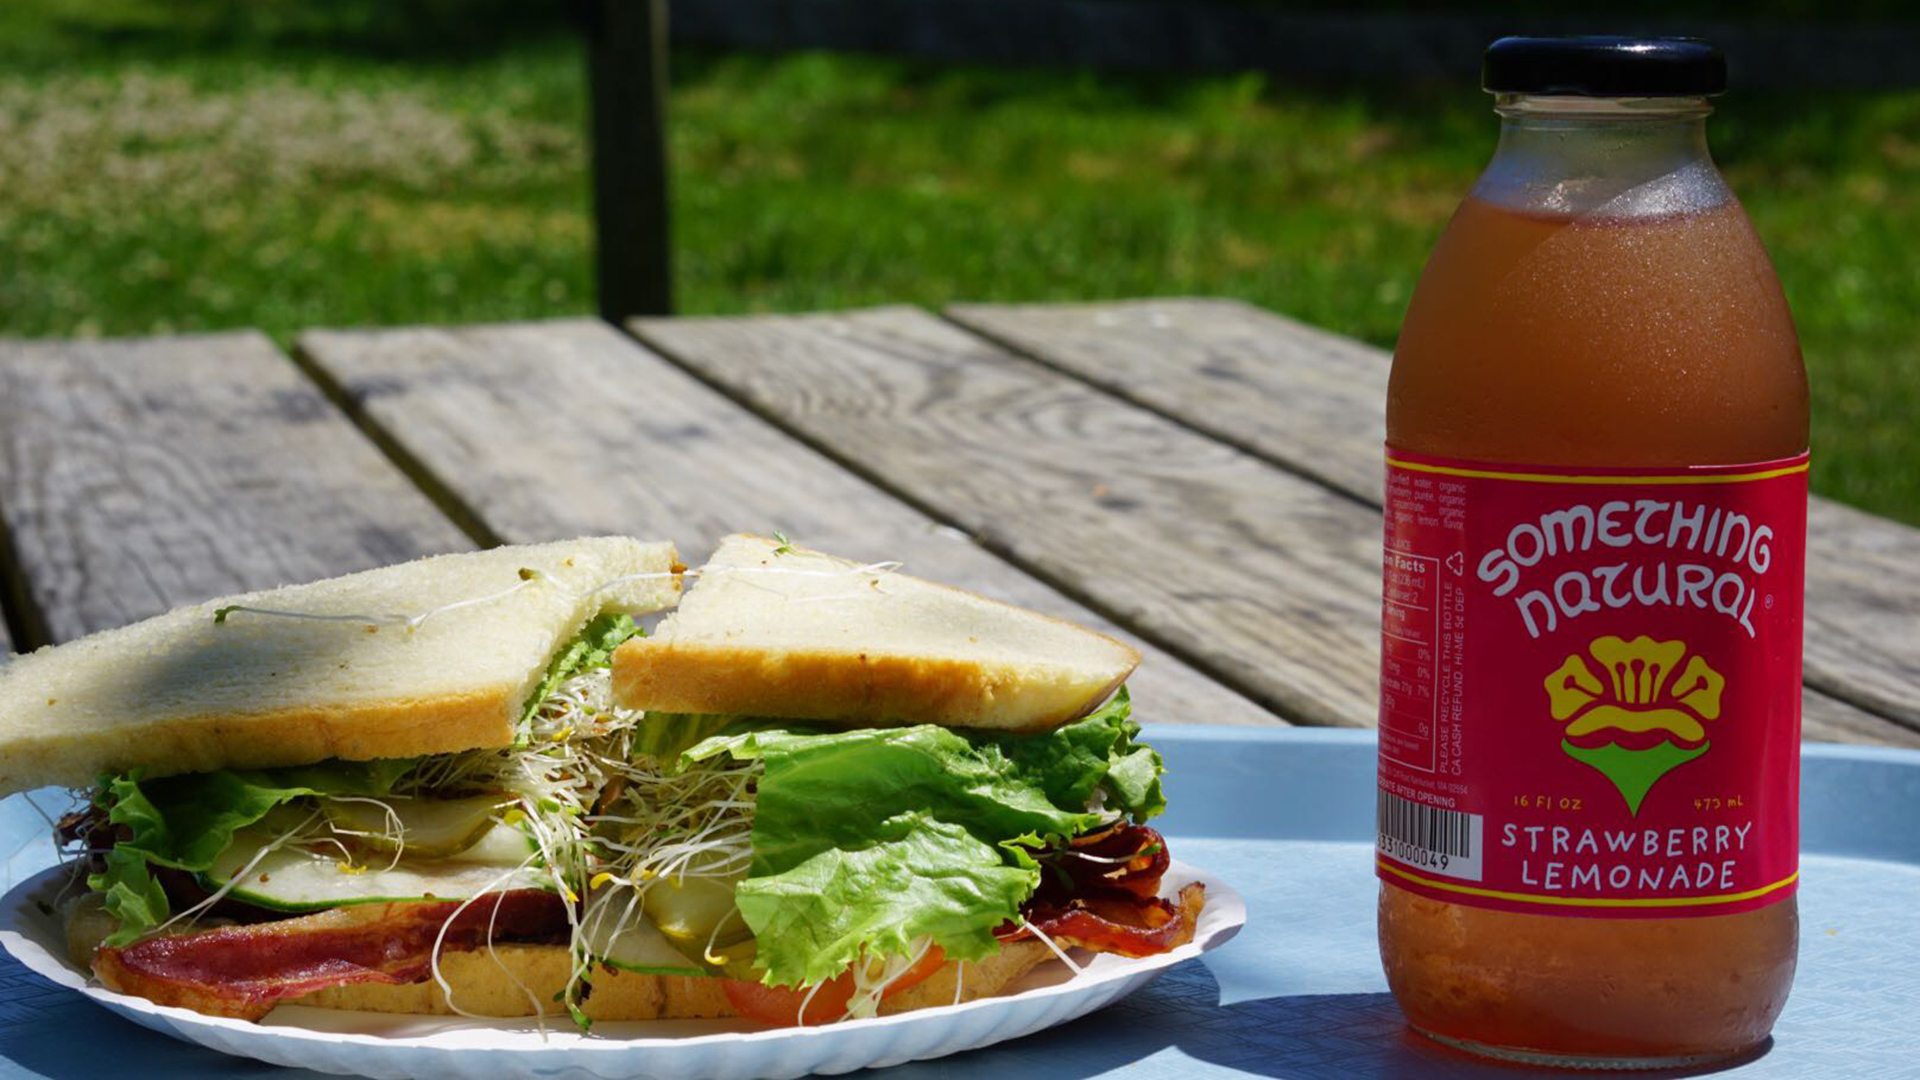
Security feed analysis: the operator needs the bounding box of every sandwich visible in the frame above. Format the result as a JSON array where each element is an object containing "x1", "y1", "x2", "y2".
[{"x1": 14, "y1": 533, "x2": 1204, "y2": 1028}]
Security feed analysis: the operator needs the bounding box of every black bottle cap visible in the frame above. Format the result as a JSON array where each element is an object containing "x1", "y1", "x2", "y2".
[{"x1": 1483, "y1": 36, "x2": 1727, "y2": 97}]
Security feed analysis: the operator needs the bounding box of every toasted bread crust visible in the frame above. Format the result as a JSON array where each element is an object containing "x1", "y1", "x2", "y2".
[
  {"x1": 283, "y1": 940, "x2": 1055, "y2": 1021},
  {"x1": 613, "y1": 641, "x2": 1129, "y2": 734},
  {"x1": 878, "y1": 941, "x2": 1054, "y2": 1014},
  {"x1": 6, "y1": 688, "x2": 515, "y2": 793}
]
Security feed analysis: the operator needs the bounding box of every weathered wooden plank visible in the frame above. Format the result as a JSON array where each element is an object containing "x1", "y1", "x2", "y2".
[
  {"x1": 293, "y1": 319, "x2": 1277, "y2": 724},
  {"x1": 630, "y1": 306, "x2": 1388, "y2": 727},
  {"x1": 950, "y1": 299, "x2": 1920, "y2": 739},
  {"x1": 0, "y1": 332, "x2": 474, "y2": 645},
  {"x1": 1801, "y1": 684, "x2": 1920, "y2": 748},
  {"x1": 1801, "y1": 499, "x2": 1920, "y2": 731},
  {"x1": 951, "y1": 299, "x2": 1385, "y2": 501}
]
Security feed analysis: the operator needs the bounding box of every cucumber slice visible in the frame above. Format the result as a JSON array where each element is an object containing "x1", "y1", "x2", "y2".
[
  {"x1": 321, "y1": 794, "x2": 513, "y2": 859},
  {"x1": 581, "y1": 895, "x2": 709, "y2": 977},
  {"x1": 444, "y1": 821, "x2": 537, "y2": 865},
  {"x1": 641, "y1": 870, "x2": 752, "y2": 952},
  {"x1": 205, "y1": 827, "x2": 545, "y2": 912}
]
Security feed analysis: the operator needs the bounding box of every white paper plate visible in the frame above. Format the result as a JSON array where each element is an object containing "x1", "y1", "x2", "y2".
[{"x1": 0, "y1": 859, "x2": 1242, "y2": 1080}]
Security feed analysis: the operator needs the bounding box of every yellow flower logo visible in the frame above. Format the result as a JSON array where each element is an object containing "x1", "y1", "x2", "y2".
[{"x1": 1545, "y1": 636, "x2": 1723, "y2": 814}]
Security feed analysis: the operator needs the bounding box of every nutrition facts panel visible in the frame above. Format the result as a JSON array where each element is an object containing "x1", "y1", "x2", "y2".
[{"x1": 1379, "y1": 547, "x2": 1439, "y2": 772}]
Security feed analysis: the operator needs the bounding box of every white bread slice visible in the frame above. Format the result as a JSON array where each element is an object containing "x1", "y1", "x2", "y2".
[
  {"x1": 612, "y1": 534, "x2": 1139, "y2": 733},
  {"x1": 0, "y1": 537, "x2": 679, "y2": 795},
  {"x1": 282, "y1": 939, "x2": 1054, "y2": 1021}
]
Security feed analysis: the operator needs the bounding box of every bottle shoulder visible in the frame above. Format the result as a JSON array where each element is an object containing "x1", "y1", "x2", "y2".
[
  {"x1": 1386, "y1": 193, "x2": 1808, "y2": 465},
  {"x1": 1471, "y1": 154, "x2": 1735, "y2": 222}
]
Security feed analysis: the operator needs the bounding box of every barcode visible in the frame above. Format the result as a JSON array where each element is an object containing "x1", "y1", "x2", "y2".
[
  {"x1": 1377, "y1": 789, "x2": 1483, "y2": 881},
  {"x1": 1379, "y1": 790, "x2": 1472, "y2": 857}
]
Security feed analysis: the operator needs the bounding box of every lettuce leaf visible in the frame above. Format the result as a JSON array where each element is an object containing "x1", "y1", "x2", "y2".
[
  {"x1": 89, "y1": 768, "x2": 330, "y2": 947},
  {"x1": 684, "y1": 688, "x2": 1163, "y2": 987},
  {"x1": 686, "y1": 723, "x2": 1107, "y2": 877},
  {"x1": 252, "y1": 758, "x2": 418, "y2": 799},
  {"x1": 735, "y1": 812, "x2": 1038, "y2": 986},
  {"x1": 518, "y1": 612, "x2": 643, "y2": 736},
  {"x1": 984, "y1": 689, "x2": 1164, "y2": 819},
  {"x1": 629, "y1": 712, "x2": 746, "y2": 764}
]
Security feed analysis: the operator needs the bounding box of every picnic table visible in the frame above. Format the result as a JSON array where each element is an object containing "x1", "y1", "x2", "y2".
[
  {"x1": 0, "y1": 299, "x2": 1913, "y2": 746},
  {"x1": 1, "y1": 300, "x2": 1918, "y2": 1080}
]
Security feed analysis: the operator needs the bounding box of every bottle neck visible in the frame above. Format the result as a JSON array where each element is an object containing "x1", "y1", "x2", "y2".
[{"x1": 1472, "y1": 94, "x2": 1731, "y2": 219}]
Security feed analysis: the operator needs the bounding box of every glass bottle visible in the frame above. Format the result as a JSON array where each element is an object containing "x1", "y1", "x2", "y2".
[{"x1": 1377, "y1": 37, "x2": 1806, "y2": 1069}]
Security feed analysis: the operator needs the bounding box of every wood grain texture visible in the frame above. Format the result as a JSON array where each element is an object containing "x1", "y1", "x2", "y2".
[
  {"x1": 1801, "y1": 683, "x2": 1920, "y2": 747},
  {"x1": 0, "y1": 332, "x2": 474, "y2": 646},
  {"x1": 950, "y1": 298, "x2": 1920, "y2": 740},
  {"x1": 293, "y1": 319, "x2": 1277, "y2": 724},
  {"x1": 1801, "y1": 498, "x2": 1920, "y2": 731},
  {"x1": 631, "y1": 306, "x2": 1390, "y2": 727},
  {"x1": 950, "y1": 299, "x2": 1389, "y2": 503}
]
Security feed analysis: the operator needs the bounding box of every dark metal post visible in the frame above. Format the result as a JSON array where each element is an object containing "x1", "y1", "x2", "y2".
[{"x1": 580, "y1": 0, "x2": 672, "y2": 319}]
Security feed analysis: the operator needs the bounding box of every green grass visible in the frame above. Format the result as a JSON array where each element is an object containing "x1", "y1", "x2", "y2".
[{"x1": 0, "y1": 4, "x2": 1915, "y2": 524}]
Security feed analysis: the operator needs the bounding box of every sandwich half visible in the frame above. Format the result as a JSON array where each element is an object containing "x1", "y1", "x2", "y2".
[
  {"x1": 36, "y1": 537, "x2": 681, "y2": 1019},
  {"x1": 594, "y1": 534, "x2": 1205, "y2": 1027},
  {"x1": 38, "y1": 534, "x2": 1204, "y2": 1029}
]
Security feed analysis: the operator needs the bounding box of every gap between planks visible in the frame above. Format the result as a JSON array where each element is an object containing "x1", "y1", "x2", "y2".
[
  {"x1": 288, "y1": 342, "x2": 507, "y2": 552},
  {"x1": 0, "y1": 505, "x2": 30, "y2": 653}
]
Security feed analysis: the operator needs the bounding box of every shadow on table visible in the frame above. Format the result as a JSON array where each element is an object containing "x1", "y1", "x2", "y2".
[
  {"x1": 0, "y1": 994, "x2": 303, "y2": 1080},
  {"x1": 866, "y1": 961, "x2": 1771, "y2": 1080}
]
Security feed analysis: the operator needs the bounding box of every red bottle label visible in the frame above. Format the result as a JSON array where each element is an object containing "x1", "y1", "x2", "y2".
[{"x1": 1375, "y1": 449, "x2": 1808, "y2": 918}]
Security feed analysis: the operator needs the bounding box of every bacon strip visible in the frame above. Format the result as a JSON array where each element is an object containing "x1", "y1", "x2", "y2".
[
  {"x1": 1003, "y1": 882, "x2": 1206, "y2": 957},
  {"x1": 1050, "y1": 823, "x2": 1171, "y2": 900},
  {"x1": 92, "y1": 890, "x2": 566, "y2": 1020},
  {"x1": 999, "y1": 825, "x2": 1204, "y2": 958}
]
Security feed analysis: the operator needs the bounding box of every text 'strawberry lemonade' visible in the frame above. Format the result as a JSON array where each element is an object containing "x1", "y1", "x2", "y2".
[{"x1": 1376, "y1": 38, "x2": 1808, "y2": 1068}]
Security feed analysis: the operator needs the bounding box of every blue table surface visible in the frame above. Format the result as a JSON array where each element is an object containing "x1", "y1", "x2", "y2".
[{"x1": 3, "y1": 727, "x2": 1916, "y2": 1080}]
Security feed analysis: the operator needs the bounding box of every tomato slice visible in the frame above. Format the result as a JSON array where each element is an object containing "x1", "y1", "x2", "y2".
[{"x1": 722, "y1": 946, "x2": 947, "y2": 1027}]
